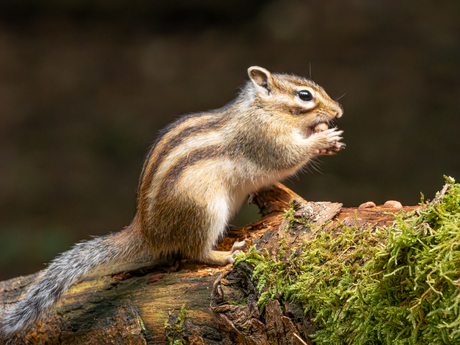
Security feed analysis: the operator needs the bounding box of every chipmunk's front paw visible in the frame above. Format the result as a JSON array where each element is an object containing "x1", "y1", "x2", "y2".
[{"x1": 311, "y1": 128, "x2": 345, "y2": 156}]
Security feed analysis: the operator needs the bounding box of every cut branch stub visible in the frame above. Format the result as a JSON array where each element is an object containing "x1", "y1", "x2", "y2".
[{"x1": 249, "y1": 183, "x2": 305, "y2": 217}]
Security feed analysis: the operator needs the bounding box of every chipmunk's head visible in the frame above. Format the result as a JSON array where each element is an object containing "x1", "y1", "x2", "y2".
[{"x1": 247, "y1": 66, "x2": 343, "y2": 138}]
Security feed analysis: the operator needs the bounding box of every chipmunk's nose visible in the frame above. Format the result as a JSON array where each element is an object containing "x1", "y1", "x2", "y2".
[{"x1": 335, "y1": 104, "x2": 344, "y2": 118}]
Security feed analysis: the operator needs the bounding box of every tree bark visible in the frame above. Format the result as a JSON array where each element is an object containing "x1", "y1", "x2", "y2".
[{"x1": 0, "y1": 184, "x2": 417, "y2": 345}]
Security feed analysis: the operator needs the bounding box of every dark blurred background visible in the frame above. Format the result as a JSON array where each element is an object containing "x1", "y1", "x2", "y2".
[{"x1": 0, "y1": 1, "x2": 459, "y2": 280}]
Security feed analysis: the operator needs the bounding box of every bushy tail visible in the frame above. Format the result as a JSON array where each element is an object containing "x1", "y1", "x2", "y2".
[{"x1": 0, "y1": 218, "x2": 147, "y2": 338}]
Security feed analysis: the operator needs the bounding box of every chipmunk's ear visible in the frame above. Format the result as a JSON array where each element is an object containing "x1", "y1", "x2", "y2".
[{"x1": 248, "y1": 66, "x2": 274, "y2": 97}]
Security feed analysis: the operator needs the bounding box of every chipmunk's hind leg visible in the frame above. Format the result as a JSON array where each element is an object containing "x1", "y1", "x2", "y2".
[{"x1": 195, "y1": 190, "x2": 248, "y2": 265}]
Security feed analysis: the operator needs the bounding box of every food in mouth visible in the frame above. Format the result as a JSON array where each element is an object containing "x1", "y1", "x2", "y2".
[{"x1": 313, "y1": 122, "x2": 329, "y2": 133}]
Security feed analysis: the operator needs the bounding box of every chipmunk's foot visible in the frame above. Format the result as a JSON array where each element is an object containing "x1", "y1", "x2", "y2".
[{"x1": 231, "y1": 240, "x2": 247, "y2": 253}]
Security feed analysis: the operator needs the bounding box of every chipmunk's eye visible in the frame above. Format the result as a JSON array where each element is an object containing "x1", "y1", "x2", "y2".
[{"x1": 298, "y1": 90, "x2": 313, "y2": 101}]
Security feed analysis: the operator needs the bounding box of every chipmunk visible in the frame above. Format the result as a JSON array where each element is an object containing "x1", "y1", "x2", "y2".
[{"x1": 0, "y1": 66, "x2": 344, "y2": 337}]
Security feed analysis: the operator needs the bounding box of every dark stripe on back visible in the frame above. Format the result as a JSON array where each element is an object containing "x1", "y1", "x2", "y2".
[
  {"x1": 139, "y1": 94, "x2": 240, "y2": 183},
  {"x1": 138, "y1": 111, "x2": 205, "y2": 187},
  {"x1": 141, "y1": 116, "x2": 226, "y2": 191},
  {"x1": 160, "y1": 145, "x2": 226, "y2": 191},
  {"x1": 141, "y1": 96, "x2": 238, "y2": 178}
]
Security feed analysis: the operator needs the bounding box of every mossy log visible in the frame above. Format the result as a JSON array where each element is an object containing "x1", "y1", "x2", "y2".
[{"x1": 0, "y1": 183, "x2": 416, "y2": 345}]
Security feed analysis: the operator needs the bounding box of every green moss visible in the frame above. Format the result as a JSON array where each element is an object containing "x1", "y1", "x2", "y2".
[
  {"x1": 164, "y1": 304, "x2": 187, "y2": 345},
  {"x1": 176, "y1": 304, "x2": 187, "y2": 332},
  {"x1": 236, "y1": 176, "x2": 460, "y2": 344},
  {"x1": 229, "y1": 296, "x2": 249, "y2": 305},
  {"x1": 283, "y1": 200, "x2": 314, "y2": 230},
  {"x1": 137, "y1": 314, "x2": 146, "y2": 331}
]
